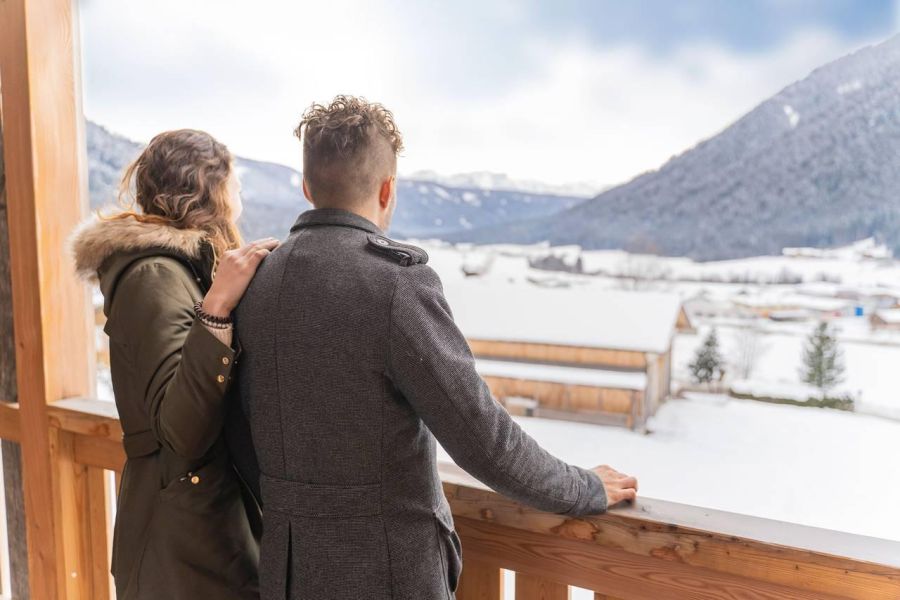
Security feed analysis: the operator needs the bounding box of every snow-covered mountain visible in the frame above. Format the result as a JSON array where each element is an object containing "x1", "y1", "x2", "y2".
[
  {"x1": 85, "y1": 121, "x2": 585, "y2": 241},
  {"x1": 405, "y1": 170, "x2": 607, "y2": 198},
  {"x1": 447, "y1": 35, "x2": 900, "y2": 261}
]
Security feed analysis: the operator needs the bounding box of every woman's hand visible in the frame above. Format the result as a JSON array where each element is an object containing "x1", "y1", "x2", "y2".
[
  {"x1": 592, "y1": 464, "x2": 638, "y2": 506},
  {"x1": 203, "y1": 238, "x2": 280, "y2": 318}
]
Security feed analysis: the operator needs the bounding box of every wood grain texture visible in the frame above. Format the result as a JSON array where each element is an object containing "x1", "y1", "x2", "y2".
[
  {"x1": 456, "y1": 560, "x2": 504, "y2": 600},
  {"x1": 456, "y1": 517, "x2": 847, "y2": 600},
  {"x1": 468, "y1": 339, "x2": 648, "y2": 369},
  {"x1": 83, "y1": 467, "x2": 111, "y2": 600},
  {"x1": 515, "y1": 573, "x2": 570, "y2": 600},
  {"x1": 0, "y1": 402, "x2": 21, "y2": 442},
  {"x1": 0, "y1": 0, "x2": 93, "y2": 596},
  {"x1": 441, "y1": 466, "x2": 900, "y2": 600},
  {"x1": 484, "y1": 376, "x2": 640, "y2": 416},
  {"x1": 0, "y1": 105, "x2": 31, "y2": 600}
]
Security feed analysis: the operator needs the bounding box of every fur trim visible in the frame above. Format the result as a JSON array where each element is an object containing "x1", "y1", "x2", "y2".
[{"x1": 70, "y1": 213, "x2": 206, "y2": 281}]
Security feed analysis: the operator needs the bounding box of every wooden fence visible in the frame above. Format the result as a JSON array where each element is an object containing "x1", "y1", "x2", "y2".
[{"x1": 0, "y1": 398, "x2": 896, "y2": 599}]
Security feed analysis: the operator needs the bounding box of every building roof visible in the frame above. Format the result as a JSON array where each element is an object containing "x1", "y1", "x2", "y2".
[
  {"x1": 874, "y1": 308, "x2": 900, "y2": 324},
  {"x1": 443, "y1": 281, "x2": 682, "y2": 354}
]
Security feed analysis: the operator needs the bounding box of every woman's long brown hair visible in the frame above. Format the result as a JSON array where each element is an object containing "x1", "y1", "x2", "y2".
[{"x1": 105, "y1": 129, "x2": 243, "y2": 271}]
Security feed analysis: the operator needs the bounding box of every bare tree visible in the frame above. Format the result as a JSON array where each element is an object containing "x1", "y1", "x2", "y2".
[{"x1": 731, "y1": 323, "x2": 766, "y2": 380}]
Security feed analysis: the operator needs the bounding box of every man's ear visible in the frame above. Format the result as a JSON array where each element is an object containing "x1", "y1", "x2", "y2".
[
  {"x1": 378, "y1": 176, "x2": 395, "y2": 209},
  {"x1": 302, "y1": 178, "x2": 313, "y2": 204}
]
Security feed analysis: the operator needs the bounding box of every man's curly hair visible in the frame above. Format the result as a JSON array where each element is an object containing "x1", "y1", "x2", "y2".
[{"x1": 295, "y1": 95, "x2": 403, "y2": 207}]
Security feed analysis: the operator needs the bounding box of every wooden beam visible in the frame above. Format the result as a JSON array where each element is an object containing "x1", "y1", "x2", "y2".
[
  {"x1": 456, "y1": 517, "x2": 846, "y2": 600},
  {"x1": 0, "y1": 71, "x2": 29, "y2": 600},
  {"x1": 440, "y1": 463, "x2": 900, "y2": 600},
  {"x1": 0, "y1": 0, "x2": 94, "y2": 598}
]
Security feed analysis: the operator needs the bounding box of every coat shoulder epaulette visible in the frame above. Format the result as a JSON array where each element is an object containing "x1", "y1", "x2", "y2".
[{"x1": 366, "y1": 234, "x2": 429, "y2": 266}]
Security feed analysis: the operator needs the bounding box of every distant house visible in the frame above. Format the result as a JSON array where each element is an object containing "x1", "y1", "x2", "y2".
[
  {"x1": 443, "y1": 282, "x2": 690, "y2": 429},
  {"x1": 733, "y1": 293, "x2": 850, "y2": 321},
  {"x1": 870, "y1": 308, "x2": 900, "y2": 331}
]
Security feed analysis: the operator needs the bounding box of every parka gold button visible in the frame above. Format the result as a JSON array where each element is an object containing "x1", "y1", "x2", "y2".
[
  {"x1": 222, "y1": 357, "x2": 230, "y2": 365},
  {"x1": 190, "y1": 475, "x2": 200, "y2": 485},
  {"x1": 216, "y1": 375, "x2": 226, "y2": 383}
]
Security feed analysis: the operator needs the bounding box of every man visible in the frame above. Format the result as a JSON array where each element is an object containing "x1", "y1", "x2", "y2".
[{"x1": 236, "y1": 95, "x2": 638, "y2": 600}]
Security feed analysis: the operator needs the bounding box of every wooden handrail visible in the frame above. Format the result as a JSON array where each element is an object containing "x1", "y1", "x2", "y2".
[{"x1": 0, "y1": 399, "x2": 897, "y2": 599}]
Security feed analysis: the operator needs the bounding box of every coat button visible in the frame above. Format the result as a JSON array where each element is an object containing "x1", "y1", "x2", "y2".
[
  {"x1": 216, "y1": 375, "x2": 226, "y2": 383},
  {"x1": 190, "y1": 475, "x2": 200, "y2": 485},
  {"x1": 222, "y1": 357, "x2": 230, "y2": 365}
]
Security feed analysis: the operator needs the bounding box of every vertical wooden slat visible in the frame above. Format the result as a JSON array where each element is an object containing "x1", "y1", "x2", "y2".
[
  {"x1": 53, "y1": 429, "x2": 89, "y2": 599},
  {"x1": 85, "y1": 467, "x2": 111, "y2": 600},
  {"x1": 0, "y1": 118, "x2": 29, "y2": 600},
  {"x1": 516, "y1": 573, "x2": 570, "y2": 600},
  {"x1": 594, "y1": 594, "x2": 625, "y2": 600},
  {"x1": 0, "y1": 0, "x2": 94, "y2": 597},
  {"x1": 456, "y1": 561, "x2": 504, "y2": 600}
]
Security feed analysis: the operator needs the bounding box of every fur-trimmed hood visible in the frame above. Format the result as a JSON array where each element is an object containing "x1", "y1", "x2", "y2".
[{"x1": 70, "y1": 214, "x2": 207, "y2": 283}]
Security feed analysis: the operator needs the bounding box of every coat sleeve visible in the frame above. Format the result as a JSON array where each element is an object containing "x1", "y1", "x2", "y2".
[
  {"x1": 386, "y1": 264, "x2": 607, "y2": 516},
  {"x1": 111, "y1": 259, "x2": 236, "y2": 460}
]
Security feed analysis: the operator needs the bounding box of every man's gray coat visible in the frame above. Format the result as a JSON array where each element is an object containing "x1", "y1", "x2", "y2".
[{"x1": 236, "y1": 208, "x2": 607, "y2": 600}]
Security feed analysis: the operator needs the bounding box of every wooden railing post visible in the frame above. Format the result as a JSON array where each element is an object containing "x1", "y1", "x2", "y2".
[
  {"x1": 515, "y1": 573, "x2": 570, "y2": 600},
  {"x1": 456, "y1": 560, "x2": 504, "y2": 600},
  {"x1": 0, "y1": 0, "x2": 95, "y2": 598},
  {"x1": 0, "y1": 99, "x2": 30, "y2": 600}
]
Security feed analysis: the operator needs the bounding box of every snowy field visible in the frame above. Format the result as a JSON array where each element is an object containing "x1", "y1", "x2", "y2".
[
  {"x1": 441, "y1": 393, "x2": 900, "y2": 599},
  {"x1": 438, "y1": 395, "x2": 900, "y2": 541},
  {"x1": 94, "y1": 237, "x2": 900, "y2": 563},
  {"x1": 414, "y1": 237, "x2": 900, "y2": 550}
]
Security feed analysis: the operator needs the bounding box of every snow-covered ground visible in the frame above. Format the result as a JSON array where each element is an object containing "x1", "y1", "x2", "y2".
[
  {"x1": 414, "y1": 237, "x2": 900, "y2": 549},
  {"x1": 441, "y1": 394, "x2": 900, "y2": 542},
  {"x1": 93, "y1": 236, "x2": 900, "y2": 558}
]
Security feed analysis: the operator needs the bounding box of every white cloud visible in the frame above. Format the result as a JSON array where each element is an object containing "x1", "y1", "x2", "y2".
[{"x1": 79, "y1": 1, "x2": 873, "y2": 188}]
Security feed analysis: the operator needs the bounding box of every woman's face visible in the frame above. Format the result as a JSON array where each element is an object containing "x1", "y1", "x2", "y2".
[{"x1": 226, "y1": 169, "x2": 243, "y2": 222}]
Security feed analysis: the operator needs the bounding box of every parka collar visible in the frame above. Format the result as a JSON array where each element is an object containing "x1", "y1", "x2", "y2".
[
  {"x1": 70, "y1": 214, "x2": 208, "y2": 282},
  {"x1": 290, "y1": 208, "x2": 384, "y2": 236},
  {"x1": 69, "y1": 214, "x2": 215, "y2": 314}
]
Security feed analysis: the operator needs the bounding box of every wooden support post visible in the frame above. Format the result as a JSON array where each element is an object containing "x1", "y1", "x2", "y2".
[
  {"x1": 516, "y1": 573, "x2": 570, "y2": 600},
  {"x1": 0, "y1": 0, "x2": 95, "y2": 598},
  {"x1": 0, "y1": 114, "x2": 30, "y2": 600},
  {"x1": 456, "y1": 560, "x2": 504, "y2": 600}
]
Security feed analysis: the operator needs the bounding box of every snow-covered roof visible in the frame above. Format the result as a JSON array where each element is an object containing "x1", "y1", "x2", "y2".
[
  {"x1": 443, "y1": 281, "x2": 682, "y2": 354},
  {"x1": 874, "y1": 308, "x2": 900, "y2": 324},
  {"x1": 734, "y1": 293, "x2": 848, "y2": 312},
  {"x1": 476, "y1": 358, "x2": 647, "y2": 390}
]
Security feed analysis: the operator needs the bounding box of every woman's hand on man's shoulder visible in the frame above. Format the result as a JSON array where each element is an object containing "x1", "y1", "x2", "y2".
[{"x1": 204, "y1": 238, "x2": 280, "y2": 317}]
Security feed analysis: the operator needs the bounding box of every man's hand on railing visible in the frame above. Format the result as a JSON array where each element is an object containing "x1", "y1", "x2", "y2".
[{"x1": 592, "y1": 464, "x2": 638, "y2": 506}]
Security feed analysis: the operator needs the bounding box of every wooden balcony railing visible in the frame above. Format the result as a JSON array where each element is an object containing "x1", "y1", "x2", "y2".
[{"x1": 0, "y1": 398, "x2": 897, "y2": 599}]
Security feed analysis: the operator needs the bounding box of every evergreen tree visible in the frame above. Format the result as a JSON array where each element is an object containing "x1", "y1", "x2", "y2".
[
  {"x1": 801, "y1": 321, "x2": 844, "y2": 393},
  {"x1": 689, "y1": 328, "x2": 724, "y2": 385}
]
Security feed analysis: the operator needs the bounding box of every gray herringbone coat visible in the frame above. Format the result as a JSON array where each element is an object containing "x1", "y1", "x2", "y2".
[{"x1": 235, "y1": 208, "x2": 607, "y2": 600}]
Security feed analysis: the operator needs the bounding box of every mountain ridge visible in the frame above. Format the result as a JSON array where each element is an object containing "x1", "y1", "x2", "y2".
[
  {"x1": 445, "y1": 36, "x2": 900, "y2": 260},
  {"x1": 85, "y1": 121, "x2": 585, "y2": 241}
]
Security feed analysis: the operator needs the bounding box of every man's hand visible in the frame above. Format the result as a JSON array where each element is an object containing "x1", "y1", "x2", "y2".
[{"x1": 592, "y1": 465, "x2": 638, "y2": 506}]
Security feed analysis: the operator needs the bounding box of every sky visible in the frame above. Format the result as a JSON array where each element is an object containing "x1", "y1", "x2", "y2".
[{"x1": 78, "y1": 0, "x2": 898, "y2": 190}]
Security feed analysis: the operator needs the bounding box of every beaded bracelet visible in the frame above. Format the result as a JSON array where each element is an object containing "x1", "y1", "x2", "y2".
[{"x1": 194, "y1": 300, "x2": 233, "y2": 329}]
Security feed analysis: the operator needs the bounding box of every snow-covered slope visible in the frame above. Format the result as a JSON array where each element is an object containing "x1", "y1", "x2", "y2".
[
  {"x1": 85, "y1": 121, "x2": 585, "y2": 241},
  {"x1": 450, "y1": 35, "x2": 900, "y2": 260}
]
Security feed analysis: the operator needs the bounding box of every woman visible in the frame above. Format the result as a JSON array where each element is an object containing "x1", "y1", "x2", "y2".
[{"x1": 71, "y1": 129, "x2": 278, "y2": 599}]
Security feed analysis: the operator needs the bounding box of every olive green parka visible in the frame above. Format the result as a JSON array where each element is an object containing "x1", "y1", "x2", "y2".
[{"x1": 71, "y1": 216, "x2": 261, "y2": 599}]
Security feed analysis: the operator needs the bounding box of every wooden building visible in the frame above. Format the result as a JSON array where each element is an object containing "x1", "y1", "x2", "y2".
[
  {"x1": 444, "y1": 283, "x2": 690, "y2": 429},
  {"x1": 870, "y1": 308, "x2": 900, "y2": 331}
]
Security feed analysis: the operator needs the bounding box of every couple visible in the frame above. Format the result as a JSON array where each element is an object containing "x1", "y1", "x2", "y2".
[{"x1": 71, "y1": 95, "x2": 638, "y2": 599}]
